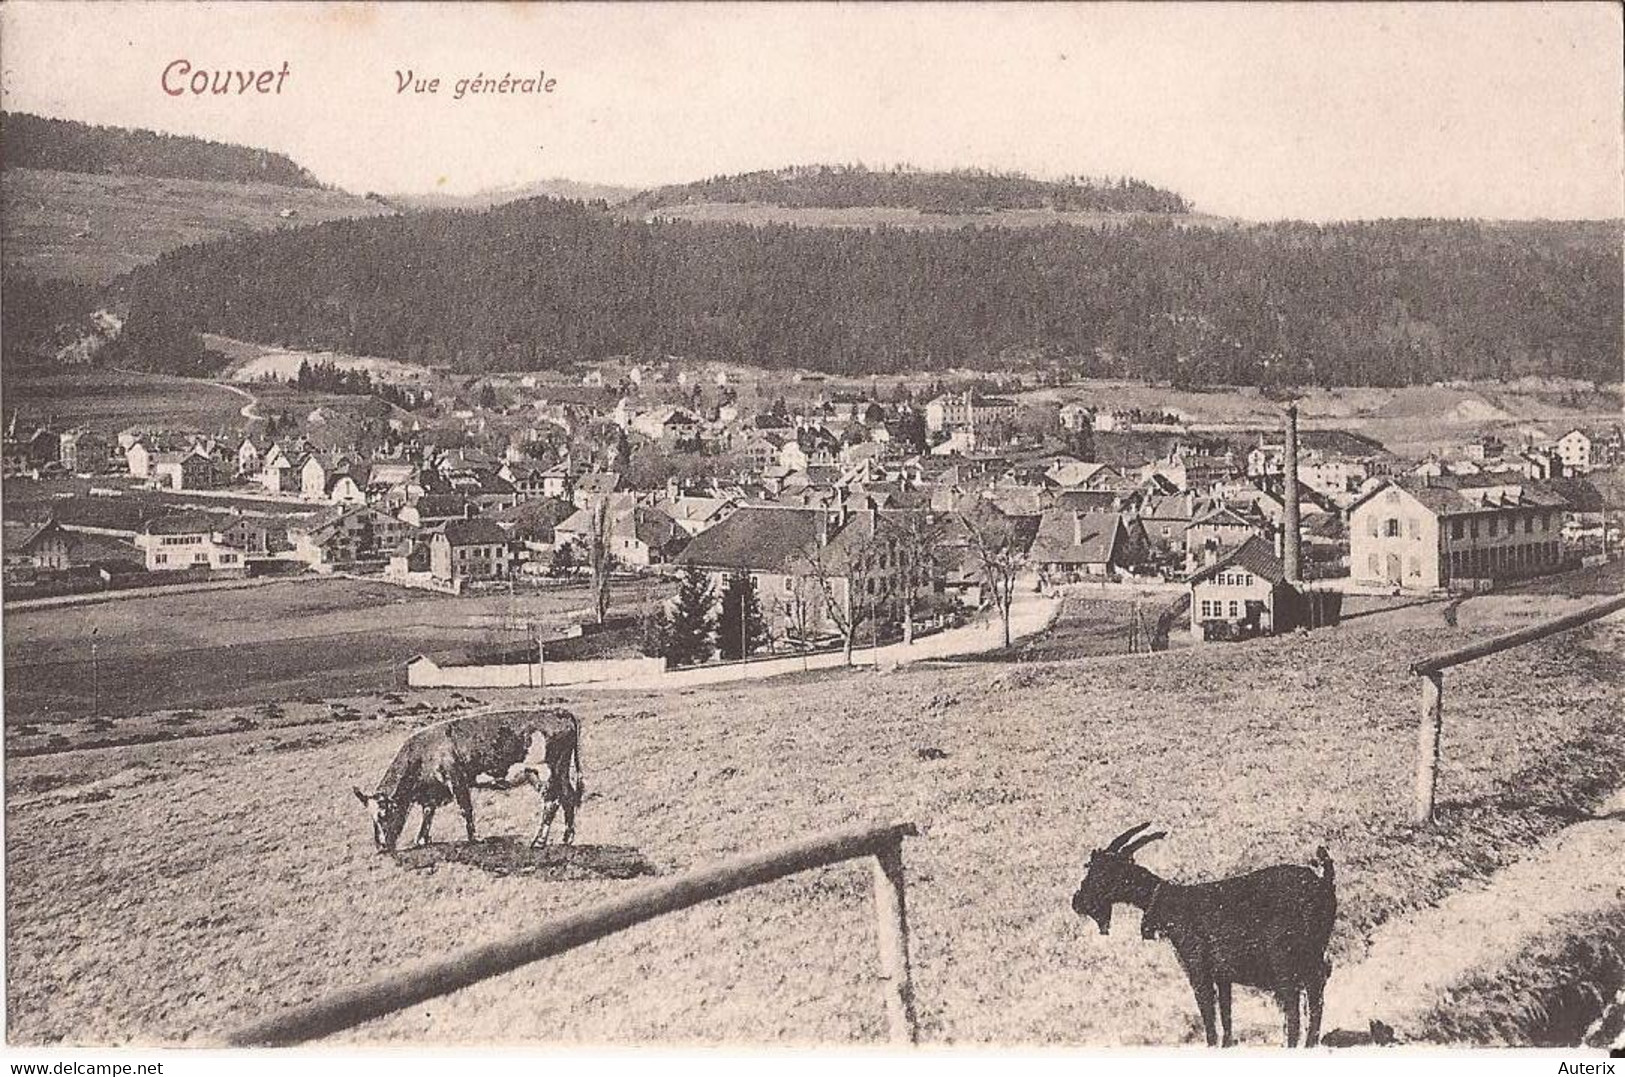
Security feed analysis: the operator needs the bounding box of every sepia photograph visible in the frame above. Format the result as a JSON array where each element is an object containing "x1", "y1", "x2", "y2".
[{"x1": 0, "y1": 0, "x2": 1621, "y2": 1066}]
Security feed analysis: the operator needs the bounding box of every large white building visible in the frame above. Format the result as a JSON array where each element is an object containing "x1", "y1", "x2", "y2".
[
  {"x1": 1347, "y1": 475, "x2": 1570, "y2": 591},
  {"x1": 135, "y1": 514, "x2": 244, "y2": 572},
  {"x1": 924, "y1": 391, "x2": 1016, "y2": 438},
  {"x1": 1556, "y1": 429, "x2": 1592, "y2": 475}
]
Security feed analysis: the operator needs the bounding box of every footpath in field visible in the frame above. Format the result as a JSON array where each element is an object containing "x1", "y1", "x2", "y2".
[{"x1": 1198, "y1": 790, "x2": 1625, "y2": 1047}]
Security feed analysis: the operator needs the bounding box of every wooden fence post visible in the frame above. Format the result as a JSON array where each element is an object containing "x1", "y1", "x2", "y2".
[
  {"x1": 871, "y1": 839, "x2": 918, "y2": 1045},
  {"x1": 1414, "y1": 670, "x2": 1444, "y2": 825}
]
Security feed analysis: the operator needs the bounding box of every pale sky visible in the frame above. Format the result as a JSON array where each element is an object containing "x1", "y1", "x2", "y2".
[{"x1": 1, "y1": 1, "x2": 1620, "y2": 221}]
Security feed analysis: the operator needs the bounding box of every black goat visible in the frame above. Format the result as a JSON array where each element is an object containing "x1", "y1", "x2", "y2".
[{"x1": 1071, "y1": 822, "x2": 1337, "y2": 1047}]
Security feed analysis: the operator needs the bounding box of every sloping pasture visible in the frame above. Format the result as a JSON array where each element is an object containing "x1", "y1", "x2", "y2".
[{"x1": 5, "y1": 601, "x2": 1621, "y2": 1045}]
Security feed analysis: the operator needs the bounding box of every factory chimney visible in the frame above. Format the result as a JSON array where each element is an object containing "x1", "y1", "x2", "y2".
[{"x1": 1282, "y1": 402, "x2": 1302, "y2": 583}]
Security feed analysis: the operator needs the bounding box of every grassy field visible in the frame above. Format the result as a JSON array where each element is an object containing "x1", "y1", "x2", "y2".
[
  {"x1": 1016, "y1": 379, "x2": 1622, "y2": 459},
  {"x1": 2, "y1": 168, "x2": 393, "y2": 284},
  {"x1": 202, "y1": 335, "x2": 434, "y2": 386},
  {"x1": 3, "y1": 369, "x2": 252, "y2": 436},
  {"x1": 1, "y1": 577, "x2": 671, "y2": 721},
  {"x1": 4, "y1": 591, "x2": 1621, "y2": 1045},
  {"x1": 963, "y1": 590, "x2": 1189, "y2": 663}
]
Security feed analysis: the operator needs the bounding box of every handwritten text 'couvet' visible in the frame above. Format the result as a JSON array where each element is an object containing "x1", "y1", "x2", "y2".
[{"x1": 397, "y1": 70, "x2": 558, "y2": 100}]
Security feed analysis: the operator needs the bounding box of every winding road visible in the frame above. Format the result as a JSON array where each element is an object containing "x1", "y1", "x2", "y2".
[{"x1": 207, "y1": 378, "x2": 263, "y2": 423}]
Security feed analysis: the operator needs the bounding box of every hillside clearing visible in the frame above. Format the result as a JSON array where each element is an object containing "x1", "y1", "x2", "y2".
[
  {"x1": 202, "y1": 335, "x2": 434, "y2": 385},
  {"x1": 1, "y1": 577, "x2": 672, "y2": 722},
  {"x1": 4, "y1": 595, "x2": 1621, "y2": 1046},
  {"x1": 1, "y1": 168, "x2": 393, "y2": 284},
  {"x1": 2, "y1": 369, "x2": 253, "y2": 434}
]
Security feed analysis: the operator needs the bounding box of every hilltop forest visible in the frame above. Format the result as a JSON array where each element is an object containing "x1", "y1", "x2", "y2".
[
  {"x1": 623, "y1": 164, "x2": 1192, "y2": 215},
  {"x1": 92, "y1": 197, "x2": 1620, "y2": 387},
  {"x1": 0, "y1": 112, "x2": 322, "y2": 188}
]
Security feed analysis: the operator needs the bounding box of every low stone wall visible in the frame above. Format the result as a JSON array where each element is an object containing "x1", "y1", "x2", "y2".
[{"x1": 405, "y1": 653, "x2": 665, "y2": 689}]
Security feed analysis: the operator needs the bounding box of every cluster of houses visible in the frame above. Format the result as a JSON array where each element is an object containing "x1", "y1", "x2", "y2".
[{"x1": 5, "y1": 384, "x2": 1618, "y2": 645}]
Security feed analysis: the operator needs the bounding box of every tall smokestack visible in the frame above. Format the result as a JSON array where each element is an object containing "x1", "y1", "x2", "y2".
[{"x1": 1283, "y1": 402, "x2": 1302, "y2": 583}]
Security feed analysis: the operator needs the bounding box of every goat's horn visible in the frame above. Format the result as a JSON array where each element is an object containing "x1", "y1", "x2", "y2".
[
  {"x1": 1104, "y1": 821, "x2": 1153, "y2": 852},
  {"x1": 1120, "y1": 831, "x2": 1168, "y2": 858}
]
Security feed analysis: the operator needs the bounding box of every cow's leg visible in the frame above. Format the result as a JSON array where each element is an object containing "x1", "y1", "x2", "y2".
[
  {"x1": 1216, "y1": 981, "x2": 1235, "y2": 1048},
  {"x1": 561, "y1": 790, "x2": 577, "y2": 846},
  {"x1": 517, "y1": 768, "x2": 551, "y2": 848},
  {"x1": 452, "y1": 781, "x2": 476, "y2": 843},
  {"x1": 416, "y1": 805, "x2": 437, "y2": 847},
  {"x1": 534, "y1": 797, "x2": 560, "y2": 848}
]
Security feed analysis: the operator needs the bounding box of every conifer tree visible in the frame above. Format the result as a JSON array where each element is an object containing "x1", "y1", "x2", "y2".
[{"x1": 668, "y1": 565, "x2": 716, "y2": 667}]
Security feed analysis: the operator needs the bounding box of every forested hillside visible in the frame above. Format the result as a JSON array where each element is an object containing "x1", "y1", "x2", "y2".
[
  {"x1": 83, "y1": 199, "x2": 1625, "y2": 387},
  {"x1": 1, "y1": 112, "x2": 321, "y2": 188},
  {"x1": 624, "y1": 164, "x2": 1191, "y2": 215}
]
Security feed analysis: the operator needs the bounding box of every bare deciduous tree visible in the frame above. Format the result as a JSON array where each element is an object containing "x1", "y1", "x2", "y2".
[
  {"x1": 795, "y1": 526, "x2": 881, "y2": 666},
  {"x1": 891, "y1": 510, "x2": 945, "y2": 646},
  {"x1": 962, "y1": 509, "x2": 1025, "y2": 648}
]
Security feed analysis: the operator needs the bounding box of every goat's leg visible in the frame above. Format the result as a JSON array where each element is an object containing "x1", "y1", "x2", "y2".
[
  {"x1": 1274, "y1": 988, "x2": 1301, "y2": 1048},
  {"x1": 1191, "y1": 980, "x2": 1219, "y2": 1047},
  {"x1": 1305, "y1": 971, "x2": 1327, "y2": 1047},
  {"x1": 415, "y1": 805, "x2": 436, "y2": 847},
  {"x1": 1216, "y1": 981, "x2": 1234, "y2": 1048}
]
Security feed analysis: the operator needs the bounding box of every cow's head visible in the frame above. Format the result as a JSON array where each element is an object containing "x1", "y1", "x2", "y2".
[
  {"x1": 1070, "y1": 822, "x2": 1165, "y2": 935},
  {"x1": 353, "y1": 786, "x2": 407, "y2": 851}
]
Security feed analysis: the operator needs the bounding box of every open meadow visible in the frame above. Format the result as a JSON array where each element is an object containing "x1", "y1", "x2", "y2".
[
  {"x1": 3, "y1": 369, "x2": 252, "y2": 437},
  {"x1": 202, "y1": 335, "x2": 435, "y2": 386},
  {"x1": 1, "y1": 577, "x2": 671, "y2": 721},
  {"x1": 1017, "y1": 378, "x2": 1622, "y2": 458},
  {"x1": 4, "y1": 590, "x2": 1621, "y2": 1046},
  {"x1": 1, "y1": 168, "x2": 393, "y2": 284}
]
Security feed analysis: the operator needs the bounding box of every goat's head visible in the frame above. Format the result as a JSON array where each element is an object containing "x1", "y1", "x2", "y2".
[
  {"x1": 1070, "y1": 822, "x2": 1166, "y2": 935},
  {"x1": 353, "y1": 786, "x2": 407, "y2": 852}
]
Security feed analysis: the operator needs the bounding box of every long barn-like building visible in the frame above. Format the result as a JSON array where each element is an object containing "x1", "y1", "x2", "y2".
[{"x1": 1347, "y1": 474, "x2": 1571, "y2": 591}]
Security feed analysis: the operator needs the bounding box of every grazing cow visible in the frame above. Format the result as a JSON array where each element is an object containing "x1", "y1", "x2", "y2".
[
  {"x1": 352, "y1": 709, "x2": 584, "y2": 851},
  {"x1": 1071, "y1": 823, "x2": 1337, "y2": 1048}
]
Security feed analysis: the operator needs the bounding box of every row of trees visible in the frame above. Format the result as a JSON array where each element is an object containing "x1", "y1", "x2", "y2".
[
  {"x1": 641, "y1": 568, "x2": 770, "y2": 667},
  {"x1": 623, "y1": 164, "x2": 1192, "y2": 215},
  {"x1": 105, "y1": 198, "x2": 1622, "y2": 386},
  {"x1": 292, "y1": 359, "x2": 423, "y2": 409}
]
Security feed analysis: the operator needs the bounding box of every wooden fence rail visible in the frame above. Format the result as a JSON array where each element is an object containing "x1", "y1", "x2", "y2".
[
  {"x1": 1410, "y1": 593, "x2": 1625, "y2": 825},
  {"x1": 226, "y1": 820, "x2": 920, "y2": 1047}
]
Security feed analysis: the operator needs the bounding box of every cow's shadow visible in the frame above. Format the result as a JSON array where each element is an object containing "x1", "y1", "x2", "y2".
[{"x1": 392, "y1": 837, "x2": 659, "y2": 881}]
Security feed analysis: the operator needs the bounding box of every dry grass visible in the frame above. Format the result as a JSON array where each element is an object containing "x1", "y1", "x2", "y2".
[
  {"x1": 3, "y1": 370, "x2": 251, "y2": 436},
  {"x1": 3, "y1": 577, "x2": 671, "y2": 721},
  {"x1": 1414, "y1": 911, "x2": 1625, "y2": 1046},
  {"x1": 962, "y1": 592, "x2": 1186, "y2": 663},
  {"x1": 4, "y1": 596, "x2": 1622, "y2": 1046},
  {"x1": 2, "y1": 168, "x2": 391, "y2": 284}
]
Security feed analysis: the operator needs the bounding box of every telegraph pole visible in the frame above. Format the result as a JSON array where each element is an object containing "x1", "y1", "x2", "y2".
[{"x1": 90, "y1": 625, "x2": 100, "y2": 716}]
